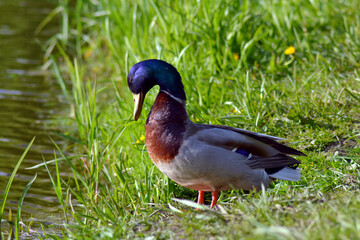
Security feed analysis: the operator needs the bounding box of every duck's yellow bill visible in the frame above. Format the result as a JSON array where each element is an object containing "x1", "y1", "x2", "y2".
[{"x1": 132, "y1": 93, "x2": 144, "y2": 121}]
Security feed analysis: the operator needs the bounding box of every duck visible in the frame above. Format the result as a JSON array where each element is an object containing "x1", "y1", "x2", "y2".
[{"x1": 127, "y1": 59, "x2": 305, "y2": 208}]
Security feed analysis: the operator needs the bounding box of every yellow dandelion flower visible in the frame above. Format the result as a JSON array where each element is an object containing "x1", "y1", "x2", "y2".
[
  {"x1": 233, "y1": 53, "x2": 239, "y2": 61},
  {"x1": 284, "y1": 46, "x2": 295, "y2": 55},
  {"x1": 140, "y1": 135, "x2": 145, "y2": 141},
  {"x1": 136, "y1": 140, "x2": 140, "y2": 144}
]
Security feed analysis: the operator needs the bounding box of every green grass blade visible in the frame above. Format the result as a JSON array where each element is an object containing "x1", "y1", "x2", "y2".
[
  {"x1": 35, "y1": 6, "x2": 64, "y2": 35},
  {"x1": 15, "y1": 174, "x2": 37, "y2": 239},
  {"x1": 0, "y1": 137, "x2": 35, "y2": 234}
]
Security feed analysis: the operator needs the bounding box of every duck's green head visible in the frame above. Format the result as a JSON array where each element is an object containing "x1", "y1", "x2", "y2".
[{"x1": 127, "y1": 59, "x2": 186, "y2": 120}]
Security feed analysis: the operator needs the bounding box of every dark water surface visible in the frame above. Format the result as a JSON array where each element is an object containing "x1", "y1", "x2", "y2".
[{"x1": 0, "y1": 0, "x2": 70, "y2": 235}]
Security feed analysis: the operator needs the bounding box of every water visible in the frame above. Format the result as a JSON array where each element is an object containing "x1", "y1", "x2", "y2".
[{"x1": 0, "y1": 0, "x2": 70, "y2": 236}]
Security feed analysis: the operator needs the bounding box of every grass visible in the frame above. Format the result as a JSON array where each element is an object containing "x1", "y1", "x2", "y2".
[
  {"x1": 0, "y1": 137, "x2": 36, "y2": 239},
  {"x1": 32, "y1": 0, "x2": 360, "y2": 238}
]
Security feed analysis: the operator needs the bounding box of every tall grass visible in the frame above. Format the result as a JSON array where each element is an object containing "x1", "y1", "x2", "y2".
[
  {"x1": 0, "y1": 137, "x2": 36, "y2": 239},
  {"x1": 39, "y1": 0, "x2": 360, "y2": 238}
]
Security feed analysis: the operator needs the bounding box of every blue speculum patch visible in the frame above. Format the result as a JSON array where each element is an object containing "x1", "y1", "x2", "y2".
[{"x1": 236, "y1": 149, "x2": 249, "y2": 156}]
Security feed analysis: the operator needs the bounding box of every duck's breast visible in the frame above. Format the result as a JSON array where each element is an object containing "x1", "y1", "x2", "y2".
[{"x1": 145, "y1": 91, "x2": 188, "y2": 163}]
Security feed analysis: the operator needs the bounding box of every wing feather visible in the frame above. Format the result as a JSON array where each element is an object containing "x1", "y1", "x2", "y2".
[
  {"x1": 196, "y1": 123, "x2": 306, "y2": 156},
  {"x1": 191, "y1": 123, "x2": 303, "y2": 173}
]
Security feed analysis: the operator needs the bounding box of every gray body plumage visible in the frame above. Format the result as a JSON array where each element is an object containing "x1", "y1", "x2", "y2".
[{"x1": 153, "y1": 120, "x2": 300, "y2": 192}]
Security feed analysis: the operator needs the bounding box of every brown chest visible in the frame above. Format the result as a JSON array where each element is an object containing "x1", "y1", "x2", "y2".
[{"x1": 145, "y1": 92, "x2": 187, "y2": 163}]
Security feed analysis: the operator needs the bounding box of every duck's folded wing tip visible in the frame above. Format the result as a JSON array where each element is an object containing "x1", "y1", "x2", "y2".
[{"x1": 247, "y1": 153, "x2": 301, "y2": 169}]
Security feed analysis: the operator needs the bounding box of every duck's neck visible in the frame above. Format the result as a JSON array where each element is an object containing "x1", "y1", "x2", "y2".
[
  {"x1": 146, "y1": 91, "x2": 188, "y2": 122},
  {"x1": 159, "y1": 90, "x2": 186, "y2": 106},
  {"x1": 145, "y1": 91, "x2": 188, "y2": 163}
]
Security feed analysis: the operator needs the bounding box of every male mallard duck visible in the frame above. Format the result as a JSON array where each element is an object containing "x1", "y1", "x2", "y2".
[{"x1": 127, "y1": 59, "x2": 305, "y2": 208}]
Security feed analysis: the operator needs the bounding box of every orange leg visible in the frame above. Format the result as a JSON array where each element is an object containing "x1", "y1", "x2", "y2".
[
  {"x1": 210, "y1": 190, "x2": 219, "y2": 208},
  {"x1": 197, "y1": 191, "x2": 205, "y2": 205}
]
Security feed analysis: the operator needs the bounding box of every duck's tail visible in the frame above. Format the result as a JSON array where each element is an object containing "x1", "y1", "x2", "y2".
[{"x1": 268, "y1": 166, "x2": 301, "y2": 181}]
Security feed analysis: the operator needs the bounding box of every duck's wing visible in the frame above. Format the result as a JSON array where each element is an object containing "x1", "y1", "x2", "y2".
[
  {"x1": 196, "y1": 123, "x2": 306, "y2": 156},
  {"x1": 191, "y1": 123, "x2": 303, "y2": 174}
]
